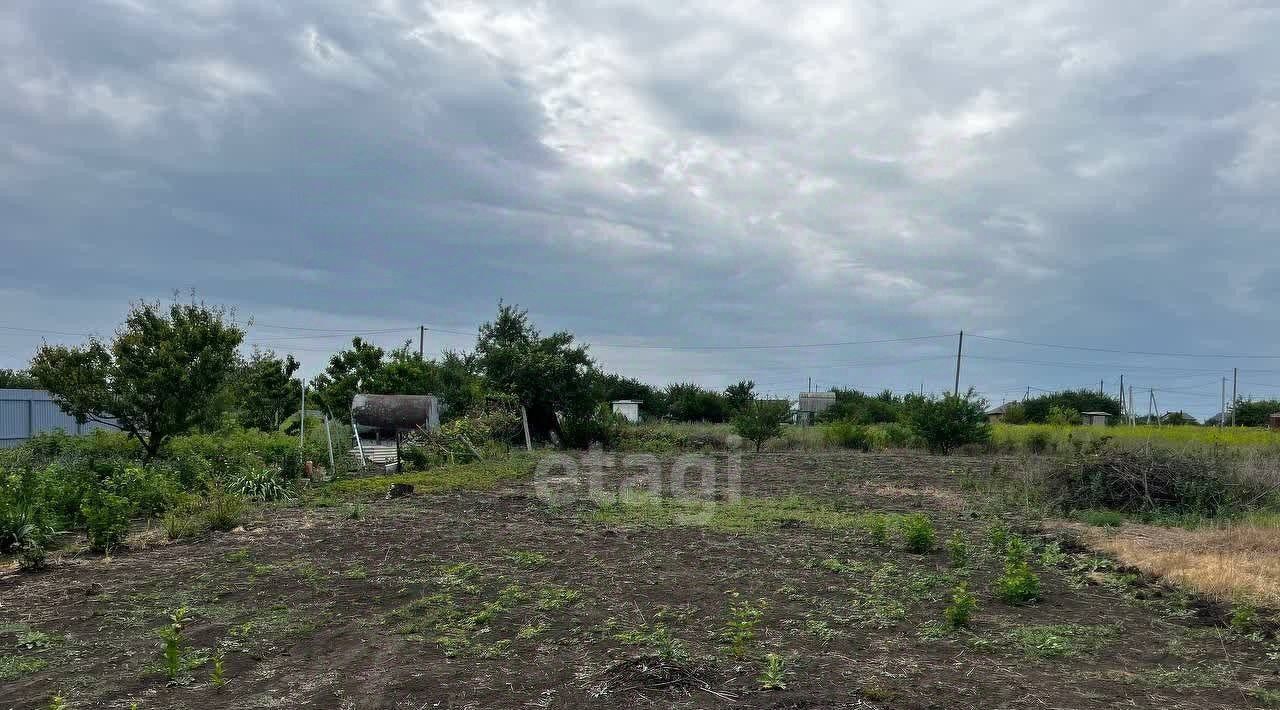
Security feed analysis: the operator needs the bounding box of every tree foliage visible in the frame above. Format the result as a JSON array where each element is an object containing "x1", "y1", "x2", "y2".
[
  {"x1": 1021, "y1": 389, "x2": 1120, "y2": 424},
  {"x1": 664, "y1": 382, "x2": 730, "y2": 423},
  {"x1": 724, "y1": 380, "x2": 756, "y2": 416},
  {"x1": 474, "y1": 303, "x2": 596, "y2": 438},
  {"x1": 0, "y1": 369, "x2": 39, "y2": 389},
  {"x1": 733, "y1": 399, "x2": 792, "y2": 452},
  {"x1": 903, "y1": 390, "x2": 991, "y2": 455},
  {"x1": 1231, "y1": 399, "x2": 1280, "y2": 428},
  {"x1": 30, "y1": 300, "x2": 244, "y2": 460},
  {"x1": 228, "y1": 349, "x2": 300, "y2": 431},
  {"x1": 310, "y1": 339, "x2": 483, "y2": 422},
  {"x1": 818, "y1": 388, "x2": 903, "y2": 425}
]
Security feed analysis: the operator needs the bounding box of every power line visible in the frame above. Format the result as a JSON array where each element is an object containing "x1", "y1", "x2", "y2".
[{"x1": 970, "y1": 333, "x2": 1280, "y2": 360}]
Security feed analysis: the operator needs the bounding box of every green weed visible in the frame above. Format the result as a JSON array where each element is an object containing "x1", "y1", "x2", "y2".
[
  {"x1": 757, "y1": 653, "x2": 788, "y2": 690},
  {"x1": 945, "y1": 585, "x2": 976, "y2": 629}
]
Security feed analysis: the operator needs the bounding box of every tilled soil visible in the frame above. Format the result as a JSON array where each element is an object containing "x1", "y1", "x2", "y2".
[{"x1": 1, "y1": 451, "x2": 1277, "y2": 709}]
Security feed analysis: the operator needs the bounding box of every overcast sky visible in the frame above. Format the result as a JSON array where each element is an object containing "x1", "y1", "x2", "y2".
[{"x1": 3, "y1": 0, "x2": 1279, "y2": 418}]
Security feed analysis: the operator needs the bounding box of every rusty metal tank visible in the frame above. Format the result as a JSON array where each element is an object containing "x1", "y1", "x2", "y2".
[{"x1": 350, "y1": 394, "x2": 440, "y2": 432}]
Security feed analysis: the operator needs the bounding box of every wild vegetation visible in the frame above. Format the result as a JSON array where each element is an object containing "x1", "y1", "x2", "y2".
[{"x1": 5, "y1": 299, "x2": 1280, "y2": 708}]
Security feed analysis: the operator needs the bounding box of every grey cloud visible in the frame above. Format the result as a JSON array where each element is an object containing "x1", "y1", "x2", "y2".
[{"x1": 1, "y1": 0, "x2": 1279, "y2": 413}]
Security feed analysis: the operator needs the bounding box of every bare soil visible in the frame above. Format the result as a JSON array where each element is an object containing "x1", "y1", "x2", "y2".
[{"x1": 2, "y1": 452, "x2": 1277, "y2": 709}]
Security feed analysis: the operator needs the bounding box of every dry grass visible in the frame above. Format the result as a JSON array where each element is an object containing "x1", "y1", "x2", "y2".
[{"x1": 1078, "y1": 518, "x2": 1280, "y2": 608}]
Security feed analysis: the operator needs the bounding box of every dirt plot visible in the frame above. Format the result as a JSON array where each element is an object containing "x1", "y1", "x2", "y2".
[{"x1": 2, "y1": 452, "x2": 1279, "y2": 709}]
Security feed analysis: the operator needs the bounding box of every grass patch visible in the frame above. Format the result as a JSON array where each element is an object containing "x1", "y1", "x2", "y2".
[
  {"x1": 0, "y1": 655, "x2": 47, "y2": 681},
  {"x1": 318, "y1": 457, "x2": 534, "y2": 499},
  {"x1": 998, "y1": 623, "x2": 1121, "y2": 659},
  {"x1": 585, "y1": 492, "x2": 891, "y2": 533}
]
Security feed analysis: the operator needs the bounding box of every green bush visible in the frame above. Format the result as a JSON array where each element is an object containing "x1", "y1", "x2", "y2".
[
  {"x1": 559, "y1": 404, "x2": 627, "y2": 449},
  {"x1": 994, "y1": 538, "x2": 1041, "y2": 604},
  {"x1": 903, "y1": 390, "x2": 991, "y2": 455},
  {"x1": 1046, "y1": 405, "x2": 1080, "y2": 427},
  {"x1": 81, "y1": 492, "x2": 131, "y2": 552},
  {"x1": 879, "y1": 422, "x2": 916, "y2": 449},
  {"x1": 1025, "y1": 430, "x2": 1052, "y2": 454},
  {"x1": 229, "y1": 468, "x2": 295, "y2": 502},
  {"x1": 823, "y1": 422, "x2": 873, "y2": 451},
  {"x1": 945, "y1": 585, "x2": 977, "y2": 629},
  {"x1": 733, "y1": 400, "x2": 792, "y2": 452},
  {"x1": 898, "y1": 514, "x2": 936, "y2": 553},
  {"x1": 203, "y1": 484, "x2": 246, "y2": 532}
]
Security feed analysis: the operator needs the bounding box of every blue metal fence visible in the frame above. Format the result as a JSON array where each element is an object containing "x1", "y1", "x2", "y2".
[{"x1": 0, "y1": 389, "x2": 117, "y2": 448}]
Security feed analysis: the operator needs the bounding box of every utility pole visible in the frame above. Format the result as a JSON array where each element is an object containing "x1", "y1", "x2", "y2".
[
  {"x1": 1099, "y1": 379, "x2": 1104, "y2": 396},
  {"x1": 419, "y1": 325, "x2": 426, "y2": 358},
  {"x1": 1128, "y1": 386, "x2": 1135, "y2": 426},
  {"x1": 953, "y1": 330, "x2": 964, "y2": 397},
  {"x1": 299, "y1": 378, "x2": 306, "y2": 449},
  {"x1": 808, "y1": 377, "x2": 812, "y2": 393},
  {"x1": 1221, "y1": 377, "x2": 1227, "y2": 429},
  {"x1": 1232, "y1": 367, "x2": 1238, "y2": 427},
  {"x1": 1118, "y1": 375, "x2": 1124, "y2": 419}
]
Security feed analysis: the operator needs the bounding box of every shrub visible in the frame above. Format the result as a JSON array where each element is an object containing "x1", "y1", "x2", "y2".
[
  {"x1": 228, "y1": 467, "x2": 294, "y2": 502},
  {"x1": 823, "y1": 422, "x2": 873, "y2": 451},
  {"x1": 879, "y1": 422, "x2": 916, "y2": 448},
  {"x1": 945, "y1": 585, "x2": 977, "y2": 629},
  {"x1": 994, "y1": 538, "x2": 1041, "y2": 604},
  {"x1": 864, "y1": 514, "x2": 889, "y2": 546},
  {"x1": 81, "y1": 492, "x2": 131, "y2": 552},
  {"x1": 1046, "y1": 405, "x2": 1080, "y2": 426},
  {"x1": 733, "y1": 400, "x2": 792, "y2": 452},
  {"x1": 899, "y1": 514, "x2": 936, "y2": 553},
  {"x1": 1229, "y1": 602, "x2": 1259, "y2": 635},
  {"x1": 1046, "y1": 442, "x2": 1267, "y2": 517},
  {"x1": 1001, "y1": 402, "x2": 1028, "y2": 425},
  {"x1": 947, "y1": 532, "x2": 969, "y2": 568},
  {"x1": 903, "y1": 390, "x2": 991, "y2": 455},
  {"x1": 559, "y1": 404, "x2": 627, "y2": 450},
  {"x1": 203, "y1": 484, "x2": 245, "y2": 532},
  {"x1": 1025, "y1": 430, "x2": 1052, "y2": 454},
  {"x1": 12, "y1": 523, "x2": 50, "y2": 571},
  {"x1": 1074, "y1": 509, "x2": 1126, "y2": 527}
]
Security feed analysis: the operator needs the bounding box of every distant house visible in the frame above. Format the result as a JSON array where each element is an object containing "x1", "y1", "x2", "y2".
[
  {"x1": 611, "y1": 400, "x2": 641, "y2": 424},
  {"x1": 1081, "y1": 411, "x2": 1112, "y2": 427},
  {"x1": 796, "y1": 391, "x2": 837, "y2": 426},
  {"x1": 986, "y1": 402, "x2": 1016, "y2": 424}
]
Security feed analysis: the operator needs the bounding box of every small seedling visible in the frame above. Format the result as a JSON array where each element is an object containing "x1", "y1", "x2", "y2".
[
  {"x1": 347, "y1": 502, "x2": 364, "y2": 520},
  {"x1": 722, "y1": 592, "x2": 767, "y2": 658},
  {"x1": 1230, "y1": 602, "x2": 1260, "y2": 635},
  {"x1": 865, "y1": 515, "x2": 889, "y2": 546},
  {"x1": 48, "y1": 694, "x2": 68, "y2": 710},
  {"x1": 159, "y1": 607, "x2": 189, "y2": 681},
  {"x1": 210, "y1": 652, "x2": 226, "y2": 689},
  {"x1": 945, "y1": 585, "x2": 977, "y2": 629},
  {"x1": 757, "y1": 653, "x2": 788, "y2": 690},
  {"x1": 947, "y1": 533, "x2": 969, "y2": 568}
]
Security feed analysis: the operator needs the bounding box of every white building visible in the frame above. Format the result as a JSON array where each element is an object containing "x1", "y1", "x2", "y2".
[{"x1": 611, "y1": 400, "x2": 642, "y2": 423}]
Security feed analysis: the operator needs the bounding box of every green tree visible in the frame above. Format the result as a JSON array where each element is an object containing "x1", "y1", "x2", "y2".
[
  {"x1": 665, "y1": 382, "x2": 730, "y2": 422},
  {"x1": 818, "y1": 388, "x2": 904, "y2": 425},
  {"x1": 473, "y1": 303, "x2": 596, "y2": 438},
  {"x1": 1022, "y1": 389, "x2": 1120, "y2": 423},
  {"x1": 309, "y1": 338, "x2": 386, "y2": 421},
  {"x1": 733, "y1": 400, "x2": 792, "y2": 452},
  {"x1": 1231, "y1": 399, "x2": 1280, "y2": 427},
  {"x1": 229, "y1": 349, "x2": 301, "y2": 431},
  {"x1": 1000, "y1": 401, "x2": 1028, "y2": 425},
  {"x1": 30, "y1": 300, "x2": 244, "y2": 460},
  {"x1": 903, "y1": 389, "x2": 991, "y2": 455},
  {"x1": 594, "y1": 372, "x2": 661, "y2": 419},
  {"x1": 0, "y1": 368, "x2": 39, "y2": 389},
  {"x1": 724, "y1": 380, "x2": 756, "y2": 415}
]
